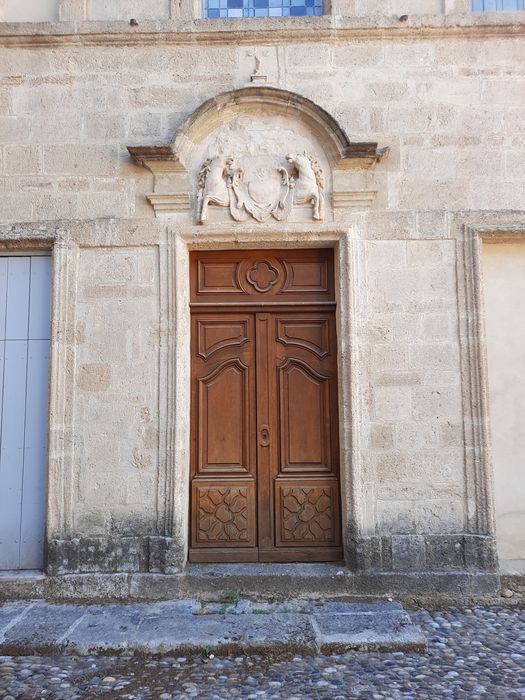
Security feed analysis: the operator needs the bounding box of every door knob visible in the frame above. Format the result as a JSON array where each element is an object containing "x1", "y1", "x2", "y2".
[{"x1": 259, "y1": 425, "x2": 270, "y2": 447}]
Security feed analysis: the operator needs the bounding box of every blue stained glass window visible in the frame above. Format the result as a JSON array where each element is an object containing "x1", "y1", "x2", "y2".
[{"x1": 204, "y1": 0, "x2": 322, "y2": 17}]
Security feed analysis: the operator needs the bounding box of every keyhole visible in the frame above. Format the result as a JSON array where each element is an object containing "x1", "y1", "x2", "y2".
[{"x1": 259, "y1": 425, "x2": 270, "y2": 447}]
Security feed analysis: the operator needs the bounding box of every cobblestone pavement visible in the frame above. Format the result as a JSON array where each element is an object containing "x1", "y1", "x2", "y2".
[{"x1": 0, "y1": 605, "x2": 523, "y2": 699}]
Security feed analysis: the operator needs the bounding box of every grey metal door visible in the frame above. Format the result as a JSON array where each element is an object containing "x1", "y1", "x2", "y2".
[{"x1": 0, "y1": 255, "x2": 51, "y2": 570}]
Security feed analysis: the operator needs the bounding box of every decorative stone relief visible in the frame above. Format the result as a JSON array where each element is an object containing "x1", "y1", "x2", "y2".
[
  {"x1": 197, "y1": 152, "x2": 325, "y2": 224},
  {"x1": 128, "y1": 87, "x2": 389, "y2": 220}
]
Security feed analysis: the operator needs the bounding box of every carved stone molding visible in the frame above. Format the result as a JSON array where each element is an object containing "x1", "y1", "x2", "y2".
[
  {"x1": 147, "y1": 193, "x2": 191, "y2": 214},
  {"x1": 457, "y1": 223, "x2": 525, "y2": 541},
  {"x1": 333, "y1": 191, "x2": 378, "y2": 209},
  {"x1": 2, "y1": 16, "x2": 524, "y2": 49}
]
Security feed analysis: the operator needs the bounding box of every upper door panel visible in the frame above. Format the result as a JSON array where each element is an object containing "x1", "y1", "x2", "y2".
[{"x1": 190, "y1": 249, "x2": 335, "y2": 306}]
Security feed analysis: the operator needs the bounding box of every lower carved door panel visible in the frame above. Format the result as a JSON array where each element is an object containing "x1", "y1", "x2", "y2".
[
  {"x1": 190, "y1": 310, "x2": 342, "y2": 562},
  {"x1": 189, "y1": 250, "x2": 342, "y2": 563}
]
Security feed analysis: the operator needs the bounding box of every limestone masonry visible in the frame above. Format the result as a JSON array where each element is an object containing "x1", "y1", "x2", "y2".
[{"x1": 0, "y1": 1, "x2": 524, "y2": 590}]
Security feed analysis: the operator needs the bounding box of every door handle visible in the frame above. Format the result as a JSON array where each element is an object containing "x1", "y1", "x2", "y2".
[{"x1": 259, "y1": 425, "x2": 270, "y2": 447}]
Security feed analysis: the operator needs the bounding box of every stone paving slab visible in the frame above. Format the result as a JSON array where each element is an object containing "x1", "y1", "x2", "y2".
[
  {"x1": 1, "y1": 603, "x2": 84, "y2": 649},
  {"x1": 0, "y1": 606, "x2": 522, "y2": 699},
  {"x1": 0, "y1": 602, "x2": 32, "y2": 632},
  {"x1": 313, "y1": 612, "x2": 426, "y2": 653},
  {"x1": 0, "y1": 599, "x2": 427, "y2": 656}
]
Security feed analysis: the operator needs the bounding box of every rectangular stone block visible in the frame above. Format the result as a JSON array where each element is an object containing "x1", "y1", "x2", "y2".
[
  {"x1": 373, "y1": 386, "x2": 412, "y2": 421},
  {"x1": 58, "y1": 0, "x2": 90, "y2": 21},
  {"x1": 3, "y1": 145, "x2": 41, "y2": 175},
  {"x1": 42, "y1": 144, "x2": 119, "y2": 176},
  {"x1": 413, "y1": 499, "x2": 464, "y2": 534},
  {"x1": 89, "y1": 0, "x2": 170, "y2": 20},
  {"x1": 415, "y1": 211, "x2": 448, "y2": 239},
  {"x1": 377, "y1": 500, "x2": 416, "y2": 535},
  {"x1": 412, "y1": 385, "x2": 462, "y2": 422},
  {"x1": 78, "y1": 537, "x2": 149, "y2": 573},
  {"x1": 333, "y1": 43, "x2": 384, "y2": 68},
  {"x1": 13, "y1": 84, "x2": 76, "y2": 116},
  {"x1": 405, "y1": 148, "x2": 457, "y2": 179},
  {"x1": 369, "y1": 423, "x2": 394, "y2": 450},
  {"x1": 76, "y1": 363, "x2": 111, "y2": 392},
  {"x1": 425, "y1": 535, "x2": 465, "y2": 570},
  {"x1": 366, "y1": 241, "x2": 406, "y2": 269},
  {"x1": 420, "y1": 313, "x2": 452, "y2": 339},
  {"x1": 505, "y1": 151, "x2": 525, "y2": 179},
  {"x1": 0, "y1": 116, "x2": 32, "y2": 144},
  {"x1": 409, "y1": 342, "x2": 459, "y2": 371},
  {"x1": 374, "y1": 449, "x2": 462, "y2": 483},
  {"x1": 391, "y1": 535, "x2": 426, "y2": 572},
  {"x1": 46, "y1": 538, "x2": 81, "y2": 575},
  {"x1": 371, "y1": 343, "x2": 410, "y2": 371}
]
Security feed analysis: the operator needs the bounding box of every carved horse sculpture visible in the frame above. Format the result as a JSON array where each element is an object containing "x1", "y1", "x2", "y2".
[
  {"x1": 198, "y1": 157, "x2": 234, "y2": 223},
  {"x1": 286, "y1": 153, "x2": 325, "y2": 221}
]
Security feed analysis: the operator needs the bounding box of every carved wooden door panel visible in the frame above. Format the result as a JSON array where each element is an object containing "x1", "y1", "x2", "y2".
[
  {"x1": 189, "y1": 250, "x2": 342, "y2": 563},
  {"x1": 258, "y1": 311, "x2": 341, "y2": 562},
  {"x1": 190, "y1": 313, "x2": 258, "y2": 561}
]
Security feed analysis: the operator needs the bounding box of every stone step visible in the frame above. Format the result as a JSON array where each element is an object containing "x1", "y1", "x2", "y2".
[
  {"x1": 0, "y1": 564, "x2": 500, "y2": 604},
  {"x1": 0, "y1": 600, "x2": 427, "y2": 656}
]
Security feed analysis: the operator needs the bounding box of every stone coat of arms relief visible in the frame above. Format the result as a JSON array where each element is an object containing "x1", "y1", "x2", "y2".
[{"x1": 197, "y1": 152, "x2": 325, "y2": 224}]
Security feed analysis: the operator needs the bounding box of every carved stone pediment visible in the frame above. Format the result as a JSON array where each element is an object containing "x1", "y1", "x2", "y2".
[{"x1": 127, "y1": 87, "x2": 389, "y2": 221}]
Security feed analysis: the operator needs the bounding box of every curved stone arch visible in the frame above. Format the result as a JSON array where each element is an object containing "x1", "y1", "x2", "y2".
[{"x1": 171, "y1": 86, "x2": 359, "y2": 168}]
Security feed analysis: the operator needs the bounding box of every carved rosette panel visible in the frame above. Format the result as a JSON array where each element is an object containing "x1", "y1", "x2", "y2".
[
  {"x1": 196, "y1": 487, "x2": 249, "y2": 543},
  {"x1": 280, "y1": 486, "x2": 334, "y2": 543},
  {"x1": 246, "y1": 260, "x2": 280, "y2": 293}
]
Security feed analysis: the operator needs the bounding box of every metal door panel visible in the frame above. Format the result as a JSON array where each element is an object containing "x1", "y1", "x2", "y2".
[
  {"x1": 0, "y1": 259, "x2": 8, "y2": 341},
  {"x1": 0, "y1": 340, "x2": 28, "y2": 569},
  {"x1": 18, "y1": 339, "x2": 49, "y2": 569},
  {"x1": 28, "y1": 257, "x2": 52, "y2": 341},
  {"x1": 0, "y1": 255, "x2": 50, "y2": 570},
  {"x1": 5, "y1": 258, "x2": 30, "y2": 341}
]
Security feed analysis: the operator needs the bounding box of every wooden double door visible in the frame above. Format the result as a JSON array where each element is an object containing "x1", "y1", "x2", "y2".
[{"x1": 189, "y1": 249, "x2": 342, "y2": 563}]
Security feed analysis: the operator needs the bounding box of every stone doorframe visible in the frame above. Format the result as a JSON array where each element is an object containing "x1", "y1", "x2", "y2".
[
  {"x1": 160, "y1": 224, "x2": 363, "y2": 571},
  {"x1": 457, "y1": 222, "x2": 525, "y2": 539}
]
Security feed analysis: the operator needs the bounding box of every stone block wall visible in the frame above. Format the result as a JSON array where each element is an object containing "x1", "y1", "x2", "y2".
[
  {"x1": 0, "y1": 36, "x2": 523, "y2": 221},
  {"x1": 73, "y1": 246, "x2": 160, "y2": 536},
  {"x1": 0, "y1": 0, "x2": 474, "y2": 22},
  {"x1": 0, "y1": 15, "x2": 523, "y2": 575}
]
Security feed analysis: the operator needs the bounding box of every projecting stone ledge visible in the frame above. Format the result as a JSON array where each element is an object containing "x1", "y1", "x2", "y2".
[{"x1": 0, "y1": 600, "x2": 426, "y2": 656}]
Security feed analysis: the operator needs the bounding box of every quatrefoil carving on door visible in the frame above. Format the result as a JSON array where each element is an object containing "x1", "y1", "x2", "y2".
[{"x1": 246, "y1": 260, "x2": 280, "y2": 293}]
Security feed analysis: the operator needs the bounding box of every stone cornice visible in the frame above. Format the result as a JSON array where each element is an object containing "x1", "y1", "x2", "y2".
[{"x1": 0, "y1": 13, "x2": 524, "y2": 47}]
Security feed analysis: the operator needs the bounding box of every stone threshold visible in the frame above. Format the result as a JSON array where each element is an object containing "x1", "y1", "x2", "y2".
[
  {"x1": 0, "y1": 564, "x2": 500, "y2": 604},
  {"x1": 0, "y1": 599, "x2": 427, "y2": 656},
  {"x1": 0, "y1": 13, "x2": 524, "y2": 47}
]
